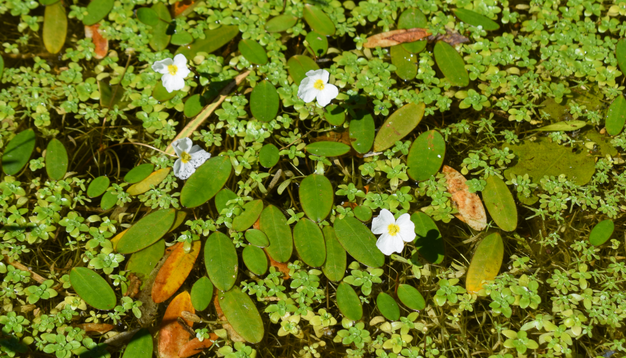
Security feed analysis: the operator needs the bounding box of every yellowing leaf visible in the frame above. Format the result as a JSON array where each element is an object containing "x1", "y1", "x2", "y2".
[
  {"x1": 152, "y1": 241, "x2": 201, "y2": 304},
  {"x1": 158, "y1": 291, "x2": 195, "y2": 358}
]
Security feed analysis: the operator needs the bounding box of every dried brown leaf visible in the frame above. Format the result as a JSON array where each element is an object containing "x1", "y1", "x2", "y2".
[
  {"x1": 364, "y1": 28, "x2": 431, "y2": 48},
  {"x1": 428, "y1": 29, "x2": 470, "y2": 46},
  {"x1": 158, "y1": 291, "x2": 195, "y2": 358},
  {"x1": 84, "y1": 24, "x2": 108, "y2": 60},
  {"x1": 442, "y1": 165, "x2": 487, "y2": 231},
  {"x1": 178, "y1": 333, "x2": 219, "y2": 357},
  {"x1": 152, "y1": 241, "x2": 201, "y2": 304}
]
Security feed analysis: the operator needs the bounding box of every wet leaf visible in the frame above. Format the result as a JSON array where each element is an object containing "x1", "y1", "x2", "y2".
[
  {"x1": 215, "y1": 188, "x2": 237, "y2": 214},
  {"x1": 152, "y1": 241, "x2": 201, "y2": 303},
  {"x1": 354, "y1": 205, "x2": 372, "y2": 222},
  {"x1": 45, "y1": 139, "x2": 68, "y2": 180},
  {"x1": 443, "y1": 165, "x2": 487, "y2": 231},
  {"x1": 171, "y1": 31, "x2": 193, "y2": 46},
  {"x1": 616, "y1": 39, "x2": 626, "y2": 78},
  {"x1": 238, "y1": 39, "x2": 268, "y2": 65},
  {"x1": 265, "y1": 14, "x2": 298, "y2": 33},
  {"x1": 191, "y1": 276, "x2": 214, "y2": 311},
  {"x1": 532, "y1": 120, "x2": 587, "y2": 132},
  {"x1": 177, "y1": 25, "x2": 239, "y2": 58},
  {"x1": 204, "y1": 232, "x2": 238, "y2": 291},
  {"x1": 334, "y1": 216, "x2": 385, "y2": 268},
  {"x1": 434, "y1": 41, "x2": 469, "y2": 87},
  {"x1": 260, "y1": 205, "x2": 293, "y2": 263},
  {"x1": 184, "y1": 94, "x2": 204, "y2": 118},
  {"x1": 300, "y1": 174, "x2": 333, "y2": 222},
  {"x1": 99, "y1": 81, "x2": 125, "y2": 108},
  {"x1": 349, "y1": 111, "x2": 376, "y2": 154},
  {"x1": 406, "y1": 130, "x2": 445, "y2": 181},
  {"x1": 293, "y1": 219, "x2": 326, "y2": 267},
  {"x1": 250, "y1": 80, "x2": 279, "y2": 122},
  {"x1": 127, "y1": 167, "x2": 171, "y2": 196},
  {"x1": 606, "y1": 94, "x2": 626, "y2": 136},
  {"x1": 322, "y1": 226, "x2": 346, "y2": 282},
  {"x1": 482, "y1": 176, "x2": 517, "y2": 232},
  {"x1": 398, "y1": 8, "x2": 427, "y2": 53},
  {"x1": 453, "y1": 9, "x2": 500, "y2": 31},
  {"x1": 43, "y1": 2, "x2": 67, "y2": 54},
  {"x1": 466, "y1": 232, "x2": 504, "y2": 294},
  {"x1": 364, "y1": 28, "x2": 431, "y2": 48},
  {"x1": 287, "y1": 55, "x2": 319, "y2": 85},
  {"x1": 243, "y1": 245, "x2": 268, "y2": 276},
  {"x1": 70, "y1": 267, "x2": 116, "y2": 310},
  {"x1": 584, "y1": 130, "x2": 617, "y2": 157},
  {"x1": 397, "y1": 284, "x2": 426, "y2": 310},
  {"x1": 411, "y1": 212, "x2": 445, "y2": 264},
  {"x1": 325, "y1": 104, "x2": 346, "y2": 126},
  {"x1": 232, "y1": 200, "x2": 264, "y2": 232},
  {"x1": 303, "y1": 5, "x2": 335, "y2": 36},
  {"x1": 336, "y1": 282, "x2": 362, "y2": 320},
  {"x1": 305, "y1": 31, "x2": 328, "y2": 57},
  {"x1": 124, "y1": 163, "x2": 154, "y2": 184},
  {"x1": 245, "y1": 229, "x2": 270, "y2": 247},
  {"x1": 121, "y1": 329, "x2": 153, "y2": 358},
  {"x1": 218, "y1": 287, "x2": 264, "y2": 343},
  {"x1": 100, "y1": 191, "x2": 118, "y2": 210},
  {"x1": 181, "y1": 156, "x2": 232, "y2": 208},
  {"x1": 149, "y1": 2, "x2": 171, "y2": 51},
  {"x1": 305, "y1": 141, "x2": 351, "y2": 157},
  {"x1": 158, "y1": 291, "x2": 194, "y2": 358},
  {"x1": 84, "y1": 24, "x2": 108, "y2": 59},
  {"x1": 87, "y1": 176, "x2": 110, "y2": 198},
  {"x1": 153, "y1": 80, "x2": 180, "y2": 102},
  {"x1": 2, "y1": 129, "x2": 36, "y2": 175},
  {"x1": 374, "y1": 102, "x2": 425, "y2": 152},
  {"x1": 117, "y1": 209, "x2": 177, "y2": 254},
  {"x1": 391, "y1": 45, "x2": 417, "y2": 80},
  {"x1": 83, "y1": 0, "x2": 114, "y2": 25},
  {"x1": 126, "y1": 239, "x2": 165, "y2": 287},
  {"x1": 259, "y1": 143, "x2": 280, "y2": 168},
  {"x1": 136, "y1": 7, "x2": 159, "y2": 26},
  {"x1": 376, "y1": 292, "x2": 400, "y2": 321},
  {"x1": 589, "y1": 219, "x2": 614, "y2": 246},
  {"x1": 178, "y1": 334, "x2": 218, "y2": 358}
]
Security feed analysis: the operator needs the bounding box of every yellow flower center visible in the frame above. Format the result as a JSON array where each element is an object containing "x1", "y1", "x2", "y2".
[
  {"x1": 180, "y1": 151, "x2": 191, "y2": 163},
  {"x1": 168, "y1": 64, "x2": 178, "y2": 76},
  {"x1": 313, "y1": 79, "x2": 325, "y2": 90},
  {"x1": 387, "y1": 224, "x2": 400, "y2": 236}
]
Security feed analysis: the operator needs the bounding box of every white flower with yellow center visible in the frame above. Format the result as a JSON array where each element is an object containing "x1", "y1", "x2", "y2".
[
  {"x1": 172, "y1": 138, "x2": 211, "y2": 180},
  {"x1": 152, "y1": 54, "x2": 191, "y2": 93},
  {"x1": 371, "y1": 209, "x2": 416, "y2": 256},
  {"x1": 297, "y1": 69, "x2": 339, "y2": 107}
]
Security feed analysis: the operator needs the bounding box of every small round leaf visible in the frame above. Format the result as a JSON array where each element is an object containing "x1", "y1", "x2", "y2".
[
  {"x1": 191, "y1": 276, "x2": 214, "y2": 311},
  {"x1": 259, "y1": 143, "x2": 280, "y2": 168},
  {"x1": 245, "y1": 229, "x2": 270, "y2": 248}
]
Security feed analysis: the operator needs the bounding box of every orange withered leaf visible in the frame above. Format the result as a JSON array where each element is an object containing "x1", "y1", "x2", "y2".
[
  {"x1": 178, "y1": 333, "x2": 219, "y2": 357},
  {"x1": 266, "y1": 251, "x2": 290, "y2": 279},
  {"x1": 84, "y1": 24, "x2": 108, "y2": 60},
  {"x1": 152, "y1": 241, "x2": 201, "y2": 304},
  {"x1": 75, "y1": 323, "x2": 115, "y2": 335},
  {"x1": 442, "y1": 165, "x2": 487, "y2": 231},
  {"x1": 364, "y1": 28, "x2": 431, "y2": 48},
  {"x1": 158, "y1": 291, "x2": 195, "y2": 358}
]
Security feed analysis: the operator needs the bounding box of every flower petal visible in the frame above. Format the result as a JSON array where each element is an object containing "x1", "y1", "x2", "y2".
[
  {"x1": 305, "y1": 69, "x2": 325, "y2": 81},
  {"x1": 396, "y1": 213, "x2": 416, "y2": 243},
  {"x1": 173, "y1": 54, "x2": 187, "y2": 67},
  {"x1": 172, "y1": 138, "x2": 193, "y2": 157},
  {"x1": 152, "y1": 58, "x2": 173, "y2": 74},
  {"x1": 376, "y1": 233, "x2": 403, "y2": 256},
  {"x1": 316, "y1": 83, "x2": 338, "y2": 107},
  {"x1": 176, "y1": 65, "x2": 191, "y2": 79},
  {"x1": 162, "y1": 74, "x2": 185, "y2": 92},
  {"x1": 189, "y1": 147, "x2": 211, "y2": 168},
  {"x1": 319, "y1": 69, "x2": 330, "y2": 83},
  {"x1": 300, "y1": 87, "x2": 319, "y2": 103},
  {"x1": 174, "y1": 160, "x2": 196, "y2": 180},
  {"x1": 371, "y1": 209, "x2": 395, "y2": 235},
  {"x1": 298, "y1": 77, "x2": 313, "y2": 96}
]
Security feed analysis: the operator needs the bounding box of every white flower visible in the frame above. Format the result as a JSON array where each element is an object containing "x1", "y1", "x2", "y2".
[
  {"x1": 172, "y1": 138, "x2": 211, "y2": 180},
  {"x1": 297, "y1": 69, "x2": 339, "y2": 107},
  {"x1": 371, "y1": 209, "x2": 416, "y2": 256},
  {"x1": 152, "y1": 54, "x2": 191, "y2": 93}
]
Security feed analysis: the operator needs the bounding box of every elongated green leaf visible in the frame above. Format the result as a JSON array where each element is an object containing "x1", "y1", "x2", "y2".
[
  {"x1": 215, "y1": 188, "x2": 237, "y2": 214},
  {"x1": 434, "y1": 41, "x2": 469, "y2": 87},
  {"x1": 287, "y1": 55, "x2": 319, "y2": 85},
  {"x1": 83, "y1": 0, "x2": 114, "y2": 25},
  {"x1": 617, "y1": 39, "x2": 626, "y2": 78},
  {"x1": 466, "y1": 232, "x2": 504, "y2": 294},
  {"x1": 532, "y1": 120, "x2": 587, "y2": 132},
  {"x1": 482, "y1": 176, "x2": 517, "y2": 232},
  {"x1": 453, "y1": 9, "x2": 500, "y2": 30},
  {"x1": 204, "y1": 232, "x2": 238, "y2": 291},
  {"x1": 43, "y1": 2, "x2": 67, "y2": 54},
  {"x1": 238, "y1": 39, "x2": 268, "y2": 65},
  {"x1": 0, "y1": 55, "x2": 4, "y2": 79},
  {"x1": 293, "y1": 219, "x2": 326, "y2": 267},
  {"x1": 606, "y1": 94, "x2": 626, "y2": 136},
  {"x1": 322, "y1": 226, "x2": 346, "y2": 282},
  {"x1": 407, "y1": 130, "x2": 445, "y2": 181},
  {"x1": 127, "y1": 168, "x2": 171, "y2": 196},
  {"x1": 243, "y1": 245, "x2": 268, "y2": 276},
  {"x1": 251, "y1": 81, "x2": 279, "y2": 122},
  {"x1": 411, "y1": 212, "x2": 445, "y2": 264},
  {"x1": 149, "y1": 2, "x2": 171, "y2": 51},
  {"x1": 245, "y1": 229, "x2": 270, "y2": 247},
  {"x1": 325, "y1": 104, "x2": 346, "y2": 126},
  {"x1": 70, "y1": 267, "x2": 116, "y2": 310},
  {"x1": 266, "y1": 14, "x2": 298, "y2": 33},
  {"x1": 334, "y1": 216, "x2": 384, "y2": 268},
  {"x1": 374, "y1": 102, "x2": 425, "y2": 152},
  {"x1": 306, "y1": 141, "x2": 351, "y2": 157},
  {"x1": 303, "y1": 5, "x2": 335, "y2": 36},
  {"x1": 336, "y1": 282, "x2": 362, "y2": 321},
  {"x1": 391, "y1": 45, "x2": 417, "y2": 80},
  {"x1": 232, "y1": 200, "x2": 264, "y2": 232},
  {"x1": 136, "y1": 7, "x2": 159, "y2": 26},
  {"x1": 171, "y1": 31, "x2": 193, "y2": 46},
  {"x1": 181, "y1": 156, "x2": 232, "y2": 208},
  {"x1": 349, "y1": 112, "x2": 375, "y2": 154},
  {"x1": 305, "y1": 31, "x2": 328, "y2": 57},
  {"x1": 397, "y1": 284, "x2": 425, "y2": 310},
  {"x1": 126, "y1": 239, "x2": 165, "y2": 285},
  {"x1": 589, "y1": 219, "x2": 614, "y2": 246},
  {"x1": 177, "y1": 25, "x2": 239, "y2": 58},
  {"x1": 122, "y1": 329, "x2": 153, "y2": 358},
  {"x1": 184, "y1": 94, "x2": 204, "y2": 118},
  {"x1": 354, "y1": 205, "x2": 372, "y2": 222},
  {"x1": 100, "y1": 191, "x2": 117, "y2": 210},
  {"x1": 377, "y1": 292, "x2": 400, "y2": 321},
  {"x1": 124, "y1": 163, "x2": 154, "y2": 184},
  {"x1": 117, "y1": 209, "x2": 176, "y2": 254},
  {"x1": 191, "y1": 276, "x2": 214, "y2": 311},
  {"x1": 259, "y1": 205, "x2": 293, "y2": 262},
  {"x1": 259, "y1": 144, "x2": 280, "y2": 168},
  {"x1": 2, "y1": 129, "x2": 36, "y2": 176},
  {"x1": 398, "y1": 8, "x2": 427, "y2": 53},
  {"x1": 87, "y1": 176, "x2": 110, "y2": 198},
  {"x1": 299, "y1": 174, "x2": 333, "y2": 222},
  {"x1": 218, "y1": 287, "x2": 264, "y2": 343}
]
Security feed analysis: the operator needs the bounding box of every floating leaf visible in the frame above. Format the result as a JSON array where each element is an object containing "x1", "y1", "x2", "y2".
[
  {"x1": 443, "y1": 165, "x2": 487, "y2": 231},
  {"x1": 245, "y1": 229, "x2": 270, "y2": 247},
  {"x1": 158, "y1": 291, "x2": 194, "y2": 358},
  {"x1": 532, "y1": 120, "x2": 587, "y2": 132},
  {"x1": 238, "y1": 39, "x2": 268, "y2": 65},
  {"x1": 181, "y1": 156, "x2": 232, "y2": 208},
  {"x1": 411, "y1": 212, "x2": 445, "y2": 264},
  {"x1": 251, "y1": 81, "x2": 279, "y2": 122},
  {"x1": 305, "y1": 31, "x2": 328, "y2": 57},
  {"x1": 243, "y1": 245, "x2": 269, "y2": 276},
  {"x1": 303, "y1": 5, "x2": 335, "y2": 36},
  {"x1": 407, "y1": 130, "x2": 446, "y2": 181},
  {"x1": 100, "y1": 191, "x2": 118, "y2": 210},
  {"x1": 0, "y1": 55, "x2": 3, "y2": 78},
  {"x1": 169, "y1": 211, "x2": 188, "y2": 233},
  {"x1": 293, "y1": 219, "x2": 326, "y2": 267},
  {"x1": 377, "y1": 292, "x2": 400, "y2": 321},
  {"x1": 179, "y1": 334, "x2": 218, "y2": 358},
  {"x1": 265, "y1": 14, "x2": 298, "y2": 33},
  {"x1": 215, "y1": 188, "x2": 237, "y2": 214},
  {"x1": 482, "y1": 176, "x2": 517, "y2": 232},
  {"x1": 259, "y1": 144, "x2": 280, "y2": 168},
  {"x1": 87, "y1": 176, "x2": 110, "y2": 198},
  {"x1": 617, "y1": 39, "x2": 626, "y2": 79},
  {"x1": 397, "y1": 284, "x2": 426, "y2": 310},
  {"x1": 121, "y1": 329, "x2": 153, "y2": 358},
  {"x1": 136, "y1": 7, "x2": 159, "y2": 26},
  {"x1": 287, "y1": 55, "x2": 319, "y2": 85},
  {"x1": 398, "y1": 8, "x2": 427, "y2": 53},
  {"x1": 334, "y1": 216, "x2": 385, "y2": 268},
  {"x1": 43, "y1": 2, "x2": 67, "y2": 54},
  {"x1": 173, "y1": 0, "x2": 200, "y2": 18},
  {"x1": 453, "y1": 9, "x2": 500, "y2": 31},
  {"x1": 191, "y1": 276, "x2": 214, "y2": 311},
  {"x1": 349, "y1": 112, "x2": 376, "y2": 154},
  {"x1": 184, "y1": 94, "x2": 204, "y2": 118},
  {"x1": 124, "y1": 163, "x2": 154, "y2": 184},
  {"x1": 305, "y1": 141, "x2": 351, "y2": 157},
  {"x1": 218, "y1": 287, "x2": 264, "y2": 343},
  {"x1": 434, "y1": 41, "x2": 469, "y2": 87},
  {"x1": 466, "y1": 232, "x2": 504, "y2": 294},
  {"x1": 325, "y1": 104, "x2": 346, "y2": 126},
  {"x1": 148, "y1": 2, "x2": 171, "y2": 51},
  {"x1": 204, "y1": 232, "x2": 238, "y2": 291},
  {"x1": 299, "y1": 174, "x2": 333, "y2": 222},
  {"x1": 589, "y1": 219, "x2": 614, "y2": 246},
  {"x1": 606, "y1": 94, "x2": 626, "y2": 136},
  {"x1": 260, "y1": 205, "x2": 293, "y2": 263},
  {"x1": 99, "y1": 81, "x2": 125, "y2": 108},
  {"x1": 127, "y1": 167, "x2": 171, "y2": 196},
  {"x1": 117, "y1": 209, "x2": 176, "y2": 254},
  {"x1": 152, "y1": 241, "x2": 201, "y2": 303},
  {"x1": 84, "y1": 24, "x2": 108, "y2": 59},
  {"x1": 374, "y1": 102, "x2": 425, "y2": 152},
  {"x1": 83, "y1": 0, "x2": 114, "y2": 25},
  {"x1": 126, "y1": 239, "x2": 165, "y2": 286},
  {"x1": 110, "y1": 229, "x2": 127, "y2": 251},
  {"x1": 364, "y1": 28, "x2": 431, "y2": 48},
  {"x1": 354, "y1": 205, "x2": 372, "y2": 222},
  {"x1": 336, "y1": 282, "x2": 362, "y2": 320},
  {"x1": 232, "y1": 200, "x2": 264, "y2": 232},
  {"x1": 2, "y1": 129, "x2": 36, "y2": 175},
  {"x1": 391, "y1": 45, "x2": 417, "y2": 80},
  {"x1": 322, "y1": 226, "x2": 346, "y2": 282},
  {"x1": 177, "y1": 25, "x2": 239, "y2": 58},
  {"x1": 70, "y1": 267, "x2": 116, "y2": 310},
  {"x1": 152, "y1": 80, "x2": 179, "y2": 102},
  {"x1": 584, "y1": 129, "x2": 617, "y2": 156},
  {"x1": 45, "y1": 139, "x2": 68, "y2": 180},
  {"x1": 171, "y1": 31, "x2": 193, "y2": 46}
]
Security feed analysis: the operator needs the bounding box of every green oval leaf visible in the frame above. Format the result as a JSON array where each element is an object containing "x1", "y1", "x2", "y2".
[
  {"x1": 43, "y1": 2, "x2": 67, "y2": 54},
  {"x1": 391, "y1": 45, "x2": 417, "y2": 81},
  {"x1": 116, "y1": 209, "x2": 176, "y2": 254},
  {"x1": 181, "y1": 156, "x2": 232, "y2": 208},
  {"x1": 259, "y1": 143, "x2": 280, "y2": 168},
  {"x1": 87, "y1": 176, "x2": 110, "y2": 198},
  {"x1": 100, "y1": 191, "x2": 118, "y2": 210},
  {"x1": 589, "y1": 219, "x2": 614, "y2": 246},
  {"x1": 397, "y1": 284, "x2": 426, "y2": 310},
  {"x1": 466, "y1": 232, "x2": 504, "y2": 294},
  {"x1": 334, "y1": 216, "x2": 385, "y2": 268},
  {"x1": 126, "y1": 239, "x2": 165, "y2": 285},
  {"x1": 411, "y1": 212, "x2": 445, "y2": 264},
  {"x1": 136, "y1": 7, "x2": 159, "y2": 26},
  {"x1": 305, "y1": 141, "x2": 351, "y2": 157},
  {"x1": 259, "y1": 205, "x2": 293, "y2": 263},
  {"x1": 305, "y1": 31, "x2": 328, "y2": 57},
  {"x1": 287, "y1": 55, "x2": 319, "y2": 85},
  {"x1": 303, "y1": 5, "x2": 335, "y2": 36},
  {"x1": 434, "y1": 41, "x2": 469, "y2": 87},
  {"x1": 238, "y1": 39, "x2": 268, "y2": 65},
  {"x1": 616, "y1": 39, "x2": 626, "y2": 79},
  {"x1": 243, "y1": 245, "x2": 269, "y2": 276},
  {"x1": 218, "y1": 287, "x2": 264, "y2": 343},
  {"x1": 482, "y1": 176, "x2": 517, "y2": 232},
  {"x1": 46, "y1": 139, "x2": 68, "y2": 180},
  {"x1": 70, "y1": 267, "x2": 116, "y2": 310},
  {"x1": 354, "y1": 205, "x2": 372, "y2": 222},
  {"x1": 398, "y1": 8, "x2": 427, "y2": 53},
  {"x1": 2, "y1": 129, "x2": 36, "y2": 176},
  {"x1": 349, "y1": 112, "x2": 375, "y2": 154},
  {"x1": 374, "y1": 102, "x2": 425, "y2": 152},
  {"x1": 177, "y1": 25, "x2": 239, "y2": 58},
  {"x1": 83, "y1": 0, "x2": 114, "y2": 25},
  {"x1": 324, "y1": 104, "x2": 346, "y2": 126},
  {"x1": 245, "y1": 229, "x2": 270, "y2": 247},
  {"x1": 232, "y1": 200, "x2": 264, "y2": 232},
  {"x1": 184, "y1": 94, "x2": 205, "y2": 118},
  {"x1": 265, "y1": 14, "x2": 298, "y2": 33},
  {"x1": 336, "y1": 282, "x2": 362, "y2": 321},
  {"x1": 152, "y1": 80, "x2": 179, "y2": 102},
  {"x1": 171, "y1": 31, "x2": 193, "y2": 46},
  {"x1": 299, "y1": 174, "x2": 333, "y2": 222},
  {"x1": 215, "y1": 188, "x2": 238, "y2": 214},
  {"x1": 204, "y1": 232, "x2": 238, "y2": 291},
  {"x1": 149, "y1": 2, "x2": 171, "y2": 51},
  {"x1": 0, "y1": 55, "x2": 4, "y2": 79},
  {"x1": 532, "y1": 120, "x2": 587, "y2": 132},
  {"x1": 191, "y1": 276, "x2": 214, "y2": 311},
  {"x1": 293, "y1": 219, "x2": 326, "y2": 267},
  {"x1": 453, "y1": 9, "x2": 500, "y2": 31},
  {"x1": 322, "y1": 226, "x2": 347, "y2": 282},
  {"x1": 377, "y1": 292, "x2": 400, "y2": 321},
  {"x1": 251, "y1": 80, "x2": 279, "y2": 122},
  {"x1": 407, "y1": 130, "x2": 446, "y2": 181},
  {"x1": 122, "y1": 329, "x2": 153, "y2": 358},
  {"x1": 124, "y1": 163, "x2": 154, "y2": 184},
  {"x1": 606, "y1": 94, "x2": 626, "y2": 136}
]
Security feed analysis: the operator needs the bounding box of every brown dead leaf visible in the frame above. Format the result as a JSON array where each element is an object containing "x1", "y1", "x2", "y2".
[
  {"x1": 178, "y1": 333, "x2": 219, "y2": 358},
  {"x1": 124, "y1": 273, "x2": 141, "y2": 298},
  {"x1": 442, "y1": 165, "x2": 487, "y2": 231},
  {"x1": 428, "y1": 29, "x2": 470, "y2": 46},
  {"x1": 84, "y1": 24, "x2": 108, "y2": 60},
  {"x1": 75, "y1": 323, "x2": 115, "y2": 335},
  {"x1": 364, "y1": 28, "x2": 431, "y2": 48},
  {"x1": 311, "y1": 131, "x2": 352, "y2": 146},
  {"x1": 252, "y1": 218, "x2": 261, "y2": 230},
  {"x1": 266, "y1": 251, "x2": 290, "y2": 279},
  {"x1": 173, "y1": 0, "x2": 199, "y2": 17},
  {"x1": 213, "y1": 295, "x2": 246, "y2": 343},
  {"x1": 158, "y1": 291, "x2": 195, "y2": 358},
  {"x1": 152, "y1": 241, "x2": 202, "y2": 304}
]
